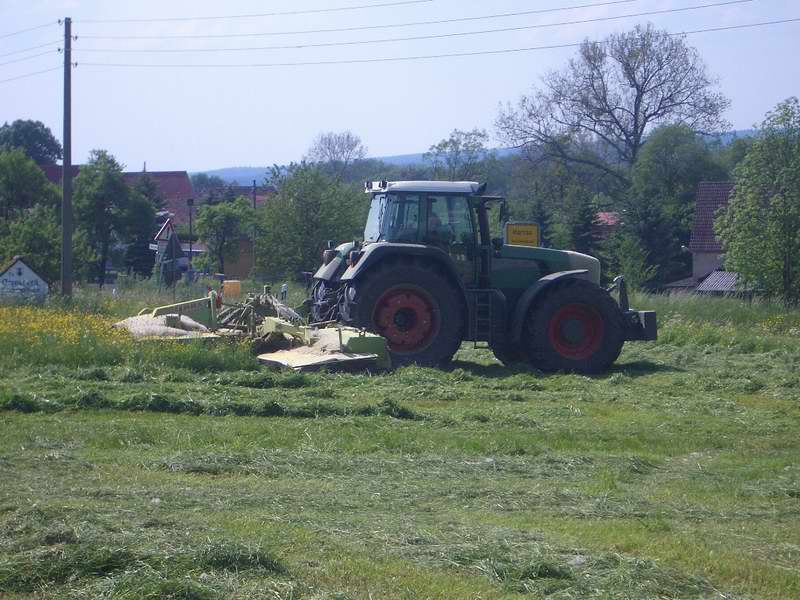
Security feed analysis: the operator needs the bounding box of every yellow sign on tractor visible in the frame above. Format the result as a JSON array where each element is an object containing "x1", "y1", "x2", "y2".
[{"x1": 504, "y1": 222, "x2": 541, "y2": 247}]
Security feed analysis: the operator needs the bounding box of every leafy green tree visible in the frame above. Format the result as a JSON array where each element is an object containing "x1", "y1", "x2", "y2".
[
  {"x1": 549, "y1": 184, "x2": 597, "y2": 254},
  {"x1": 716, "y1": 98, "x2": 800, "y2": 303},
  {"x1": 0, "y1": 149, "x2": 59, "y2": 223},
  {"x1": 191, "y1": 173, "x2": 227, "y2": 196},
  {"x1": 74, "y1": 150, "x2": 132, "y2": 286},
  {"x1": 0, "y1": 204, "x2": 61, "y2": 282},
  {"x1": 195, "y1": 197, "x2": 254, "y2": 274},
  {"x1": 625, "y1": 124, "x2": 726, "y2": 284},
  {"x1": 256, "y1": 164, "x2": 366, "y2": 278},
  {"x1": 0, "y1": 120, "x2": 62, "y2": 165},
  {"x1": 716, "y1": 136, "x2": 755, "y2": 176},
  {"x1": 133, "y1": 175, "x2": 165, "y2": 211},
  {"x1": 424, "y1": 129, "x2": 491, "y2": 181},
  {"x1": 604, "y1": 231, "x2": 657, "y2": 290},
  {"x1": 123, "y1": 192, "x2": 157, "y2": 278}
]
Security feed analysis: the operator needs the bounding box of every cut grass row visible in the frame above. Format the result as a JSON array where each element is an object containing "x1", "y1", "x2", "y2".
[{"x1": 1, "y1": 293, "x2": 799, "y2": 598}]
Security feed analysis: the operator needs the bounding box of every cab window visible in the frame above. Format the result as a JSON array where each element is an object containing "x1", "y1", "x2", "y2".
[
  {"x1": 425, "y1": 195, "x2": 475, "y2": 246},
  {"x1": 384, "y1": 194, "x2": 420, "y2": 243}
]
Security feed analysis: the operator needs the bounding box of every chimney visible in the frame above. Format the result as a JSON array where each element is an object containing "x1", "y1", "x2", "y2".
[{"x1": 143, "y1": 161, "x2": 147, "y2": 173}]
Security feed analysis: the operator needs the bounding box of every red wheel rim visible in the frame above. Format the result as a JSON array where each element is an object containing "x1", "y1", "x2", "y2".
[
  {"x1": 373, "y1": 287, "x2": 437, "y2": 353},
  {"x1": 547, "y1": 303, "x2": 604, "y2": 360}
]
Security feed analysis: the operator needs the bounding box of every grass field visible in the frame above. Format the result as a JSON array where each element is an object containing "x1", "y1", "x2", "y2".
[{"x1": 1, "y1": 288, "x2": 799, "y2": 599}]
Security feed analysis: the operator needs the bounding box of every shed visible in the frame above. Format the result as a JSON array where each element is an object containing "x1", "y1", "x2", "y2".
[{"x1": 0, "y1": 256, "x2": 49, "y2": 300}]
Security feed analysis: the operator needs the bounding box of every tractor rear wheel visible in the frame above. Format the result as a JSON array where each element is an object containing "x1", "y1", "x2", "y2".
[
  {"x1": 341, "y1": 260, "x2": 464, "y2": 367},
  {"x1": 526, "y1": 279, "x2": 624, "y2": 373}
]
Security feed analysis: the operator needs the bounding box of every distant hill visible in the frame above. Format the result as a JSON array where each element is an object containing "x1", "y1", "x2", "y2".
[{"x1": 198, "y1": 131, "x2": 755, "y2": 185}]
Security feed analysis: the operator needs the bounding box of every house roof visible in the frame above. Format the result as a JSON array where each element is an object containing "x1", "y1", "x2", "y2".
[
  {"x1": 124, "y1": 172, "x2": 194, "y2": 224},
  {"x1": 40, "y1": 165, "x2": 195, "y2": 225},
  {"x1": 690, "y1": 182, "x2": 734, "y2": 253},
  {"x1": 594, "y1": 211, "x2": 620, "y2": 227},
  {"x1": 0, "y1": 255, "x2": 48, "y2": 283},
  {"x1": 695, "y1": 270, "x2": 741, "y2": 294}
]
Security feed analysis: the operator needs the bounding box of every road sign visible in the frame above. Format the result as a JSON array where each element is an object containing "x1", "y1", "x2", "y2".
[{"x1": 504, "y1": 222, "x2": 541, "y2": 247}]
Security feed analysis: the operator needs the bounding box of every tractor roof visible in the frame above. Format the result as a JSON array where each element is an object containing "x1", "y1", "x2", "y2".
[{"x1": 366, "y1": 180, "x2": 482, "y2": 194}]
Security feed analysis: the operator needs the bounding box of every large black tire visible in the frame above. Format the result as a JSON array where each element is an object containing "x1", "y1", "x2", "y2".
[
  {"x1": 341, "y1": 259, "x2": 464, "y2": 367},
  {"x1": 526, "y1": 279, "x2": 624, "y2": 374}
]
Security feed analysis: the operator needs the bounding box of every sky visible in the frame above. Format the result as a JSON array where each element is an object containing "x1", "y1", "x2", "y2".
[{"x1": 1, "y1": 0, "x2": 798, "y2": 173}]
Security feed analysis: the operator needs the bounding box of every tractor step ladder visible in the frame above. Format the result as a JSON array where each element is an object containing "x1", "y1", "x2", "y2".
[{"x1": 473, "y1": 290, "x2": 493, "y2": 349}]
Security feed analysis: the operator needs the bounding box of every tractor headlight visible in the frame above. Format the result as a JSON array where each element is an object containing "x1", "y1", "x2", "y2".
[{"x1": 322, "y1": 249, "x2": 336, "y2": 265}]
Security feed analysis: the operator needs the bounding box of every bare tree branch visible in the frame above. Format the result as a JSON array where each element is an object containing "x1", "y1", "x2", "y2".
[{"x1": 496, "y1": 24, "x2": 731, "y2": 180}]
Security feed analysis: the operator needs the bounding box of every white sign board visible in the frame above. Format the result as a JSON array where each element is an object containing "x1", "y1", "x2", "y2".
[{"x1": 0, "y1": 258, "x2": 49, "y2": 301}]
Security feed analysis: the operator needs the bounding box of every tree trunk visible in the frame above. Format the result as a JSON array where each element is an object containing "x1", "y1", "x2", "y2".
[{"x1": 98, "y1": 237, "x2": 110, "y2": 289}]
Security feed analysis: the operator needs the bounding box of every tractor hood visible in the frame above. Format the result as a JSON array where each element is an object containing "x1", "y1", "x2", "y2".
[{"x1": 499, "y1": 245, "x2": 601, "y2": 285}]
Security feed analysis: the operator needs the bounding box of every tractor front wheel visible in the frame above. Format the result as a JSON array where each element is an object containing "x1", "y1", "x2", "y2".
[
  {"x1": 341, "y1": 260, "x2": 464, "y2": 367},
  {"x1": 526, "y1": 280, "x2": 624, "y2": 373}
]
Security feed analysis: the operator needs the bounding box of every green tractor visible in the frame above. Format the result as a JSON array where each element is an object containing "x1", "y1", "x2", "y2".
[{"x1": 310, "y1": 181, "x2": 656, "y2": 373}]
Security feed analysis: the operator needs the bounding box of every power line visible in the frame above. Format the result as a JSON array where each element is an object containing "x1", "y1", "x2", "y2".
[
  {"x1": 77, "y1": 0, "x2": 435, "y2": 24},
  {"x1": 72, "y1": 0, "x2": 756, "y2": 55},
  {"x1": 0, "y1": 50, "x2": 59, "y2": 68},
  {"x1": 0, "y1": 21, "x2": 57, "y2": 40},
  {"x1": 76, "y1": 17, "x2": 800, "y2": 70},
  {"x1": 0, "y1": 66, "x2": 61, "y2": 85},
  {"x1": 0, "y1": 40, "x2": 62, "y2": 60},
  {"x1": 78, "y1": 0, "x2": 640, "y2": 40}
]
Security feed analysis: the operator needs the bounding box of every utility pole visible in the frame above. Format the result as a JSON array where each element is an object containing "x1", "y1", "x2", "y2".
[
  {"x1": 61, "y1": 17, "x2": 73, "y2": 297},
  {"x1": 251, "y1": 179, "x2": 257, "y2": 278}
]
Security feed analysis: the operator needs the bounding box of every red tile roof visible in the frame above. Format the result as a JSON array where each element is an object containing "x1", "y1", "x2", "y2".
[
  {"x1": 39, "y1": 165, "x2": 195, "y2": 225},
  {"x1": 124, "y1": 172, "x2": 194, "y2": 224},
  {"x1": 594, "y1": 211, "x2": 621, "y2": 227},
  {"x1": 40, "y1": 164, "x2": 80, "y2": 183},
  {"x1": 690, "y1": 182, "x2": 734, "y2": 253}
]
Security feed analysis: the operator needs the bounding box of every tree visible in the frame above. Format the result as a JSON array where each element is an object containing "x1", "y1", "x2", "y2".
[
  {"x1": 133, "y1": 175, "x2": 165, "y2": 211},
  {"x1": 257, "y1": 164, "x2": 366, "y2": 278},
  {"x1": 604, "y1": 231, "x2": 657, "y2": 290},
  {"x1": 195, "y1": 197, "x2": 254, "y2": 274},
  {"x1": 0, "y1": 149, "x2": 59, "y2": 223},
  {"x1": 0, "y1": 204, "x2": 61, "y2": 283},
  {"x1": 0, "y1": 120, "x2": 62, "y2": 165},
  {"x1": 123, "y1": 192, "x2": 157, "y2": 278},
  {"x1": 424, "y1": 129, "x2": 490, "y2": 181},
  {"x1": 74, "y1": 150, "x2": 132, "y2": 286},
  {"x1": 549, "y1": 184, "x2": 597, "y2": 254},
  {"x1": 191, "y1": 173, "x2": 227, "y2": 196},
  {"x1": 497, "y1": 24, "x2": 729, "y2": 184},
  {"x1": 716, "y1": 98, "x2": 800, "y2": 303},
  {"x1": 306, "y1": 131, "x2": 367, "y2": 179},
  {"x1": 625, "y1": 124, "x2": 726, "y2": 284}
]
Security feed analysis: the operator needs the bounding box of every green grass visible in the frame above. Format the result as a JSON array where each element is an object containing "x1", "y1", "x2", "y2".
[{"x1": 0, "y1": 293, "x2": 799, "y2": 598}]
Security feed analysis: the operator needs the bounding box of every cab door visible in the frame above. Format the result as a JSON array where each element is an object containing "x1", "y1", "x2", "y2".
[{"x1": 424, "y1": 194, "x2": 478, "y2": 286}]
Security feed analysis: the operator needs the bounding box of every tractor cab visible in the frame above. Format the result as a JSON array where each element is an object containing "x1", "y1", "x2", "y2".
[{"x1": 361, "y1": 180, "x2": 503, "y2": 287}]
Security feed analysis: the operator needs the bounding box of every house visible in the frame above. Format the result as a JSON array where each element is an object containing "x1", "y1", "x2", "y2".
[
  {"x1": 664, "y1": 181, "x2": 744, "y2": 294},
  {"x1": 0, "y1": 256, "x2": 49, "y2": 300},
  {"x1": 689, "y1": 182, "x2": 734, "y2": 280},
  {"x1": 593, "y1": 211, "x2": 621, "y2": 241},
  {"x1": 40, "y1": 165, "x2": 195, "y2": 225}
]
